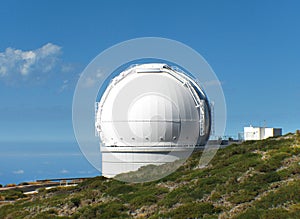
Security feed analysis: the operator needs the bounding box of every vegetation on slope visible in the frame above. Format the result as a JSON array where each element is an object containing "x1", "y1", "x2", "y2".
[{"x1": 0, "y1": 133, "x2": 300, "y2": 218}]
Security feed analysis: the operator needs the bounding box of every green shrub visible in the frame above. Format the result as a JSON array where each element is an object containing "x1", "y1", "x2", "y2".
[
  {"x1": 126, "y1": 186, "x2": 168, "y2": 208},
  {"x1": 255, "y1": 180, "x2": 300, "y2": 209},
  {"x1": 235, "y1": 207, "x2": 262, "y2": 219},
  {"x1": 76, "y1": 201, "x2": 128, "y2": 219},
  {"x1": 162, "y1": 202, "x2": 220, "y2": 219},
  {"x1": 106, "y1": 183, "x2": 136, "y2": 197},
  {"x1": 159, "y1": 186, "x2": 194, "y2": 207},
  {"x1": 130, "y1": 194, "x2": 157, "y2": 208},
  {"x1": 70, "y1": 197, "x2": 81, "y2": 207},
  {"x1": 251, "y1": 172, "x2": 281, "y2": 184},
  {"x1": 0, "y1": 189, "x2": 25, "y2": 200},
  {"x1": 261, "y1": 208, "x2": 290, "y2": 219},
  {"x1": 229, "y1": 189, "x2": 258, "y2": 204}
]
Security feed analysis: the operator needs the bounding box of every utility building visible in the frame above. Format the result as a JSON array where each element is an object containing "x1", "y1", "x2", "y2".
[{"x1": 244, "y1": 126, "x2": 282, "y2": 141}]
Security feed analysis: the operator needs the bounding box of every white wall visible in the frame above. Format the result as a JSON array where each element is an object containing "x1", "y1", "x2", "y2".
[
  {"x1": 244, "y1": 127, "x2": 262, "y2": 140},
  {"x1": 244, "y1": 126, "x2": 282, "y2": 141},
  {"x1": 264, "y1": 128, "x2": 274, "y2": 139}
]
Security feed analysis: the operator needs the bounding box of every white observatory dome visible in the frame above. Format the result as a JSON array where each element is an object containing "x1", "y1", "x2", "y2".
[{"x1": 95, "y1": 63, "x2": 211, "y2": 178}]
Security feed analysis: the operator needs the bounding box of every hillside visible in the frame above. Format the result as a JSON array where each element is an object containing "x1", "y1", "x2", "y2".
[{"x1": 1, "y1": 134, "x2": 300, "y2": 218}]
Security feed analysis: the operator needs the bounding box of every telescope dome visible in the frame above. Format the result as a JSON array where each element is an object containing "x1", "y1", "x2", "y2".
[{"x1": 96, "y1": 63, "x2": 211, "y2": 148}]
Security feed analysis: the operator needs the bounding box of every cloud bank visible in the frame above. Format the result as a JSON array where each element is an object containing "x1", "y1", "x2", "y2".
[{"x1": 0, "y1": 43, "x2": 64, "y2": 85}]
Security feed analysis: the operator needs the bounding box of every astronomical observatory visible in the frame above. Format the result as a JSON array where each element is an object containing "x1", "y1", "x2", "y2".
[{"x1": 95, "y1": 63, "x2": 212, "y2": 178}]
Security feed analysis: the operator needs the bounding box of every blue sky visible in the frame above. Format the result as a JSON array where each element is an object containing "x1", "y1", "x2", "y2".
[{"x1": 0, "y1": 0, "x2": 300, "y2": 183}]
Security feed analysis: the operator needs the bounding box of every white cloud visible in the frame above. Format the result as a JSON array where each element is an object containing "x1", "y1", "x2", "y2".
[
  {"x1": 60, "y1": 169, "x2": 69, "y2": 174},
  {"x1": 80, "y1": 68, "x2": 106, "y2": 88},
  {"x1": 58, "y1": 79, "x2": 69, "y2": 93},
  {"x1": 0, "y1": 65, "x2": 7, "y2": 76},
  {"x1": 0, "y1": 43, "x2": 62, "y2": 84},
  {"x1": 82, "y1": 77, "x2": 97, "y2": 87},
  {"x1": 61, "y1": 63, "x2": 74, "y2": 73},
  {"x1": 13, "y1": 169, "x2": 24, "y2": 174}
]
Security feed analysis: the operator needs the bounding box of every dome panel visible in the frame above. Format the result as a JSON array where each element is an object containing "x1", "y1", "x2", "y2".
[{"x1": 127, "y1": 93, "x2": 180, "y2": 142}]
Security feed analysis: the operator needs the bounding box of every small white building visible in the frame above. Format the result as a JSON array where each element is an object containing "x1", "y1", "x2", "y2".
[{"x1": 244, "y1": 126, "x2": 282, "y2": 141}]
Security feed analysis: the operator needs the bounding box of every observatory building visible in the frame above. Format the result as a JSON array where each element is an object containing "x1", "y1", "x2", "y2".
[
  {"x1": 244, "y1": 126, "x2": 282, "y2": 141},
  {"x1": 95, "y1": 63, "x2": 211, "y2": 178}
]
